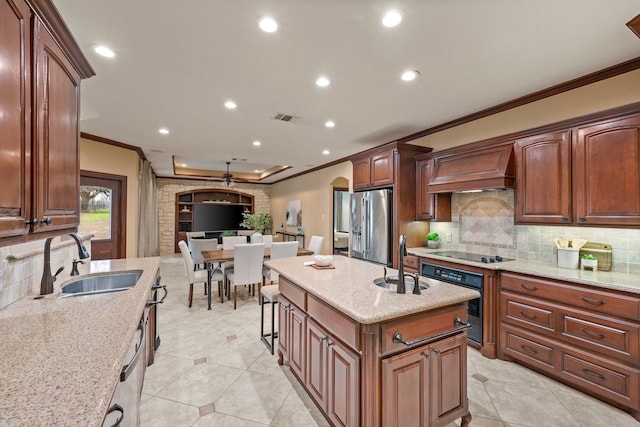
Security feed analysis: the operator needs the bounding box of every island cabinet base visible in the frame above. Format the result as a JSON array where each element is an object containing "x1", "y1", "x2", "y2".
[{"x1": 277, "y1": 276, "x2": 472, "y2": 427}]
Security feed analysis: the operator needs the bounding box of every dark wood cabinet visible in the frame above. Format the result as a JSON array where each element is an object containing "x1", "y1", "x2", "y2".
[
  {"x1": 574, "y1": 113, "x2": 640, "y2": 226},
  {"x1": 351, "y1": 149, "x2": 393, "y2": 190},
  {"x1": 416, "y1": 157, "x2": 451, "y2": 221},
  {"x1": 0, "y1": 0, "x2": 93, "y2": 245},
  {"x1": 514, "y1": 131, "x2": 572, "y2": 224},
  {"x1": 499, "y1": 272, "x2": 640, "y2": 420}
]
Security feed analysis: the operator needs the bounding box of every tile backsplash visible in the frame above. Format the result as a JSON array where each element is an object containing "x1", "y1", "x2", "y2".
[
  {"x1": 0, "y1": 235, "x2": 92, "y2": 309},
  {"x1": 428, "y1": 189, "x2": 640, "y2": 274}
]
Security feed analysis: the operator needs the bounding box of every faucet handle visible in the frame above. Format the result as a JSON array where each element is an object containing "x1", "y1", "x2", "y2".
[
  {"x1": 53, "y1": 266, "x2": 65, "y2": 282},
  {"x1": 71, "y1": 259, "x2": 85, "y2": 276}
]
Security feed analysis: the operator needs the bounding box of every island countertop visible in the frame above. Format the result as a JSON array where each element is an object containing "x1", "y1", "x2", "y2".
[
  {"x1": 265, "y1": 255, "x2": 479, "y2": 324},
  {"x1": 0, "y1": 257, "x2": 160, "y2": 427}
]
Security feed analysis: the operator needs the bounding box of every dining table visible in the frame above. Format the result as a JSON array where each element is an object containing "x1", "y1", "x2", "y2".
[{"x1": 201, "y1": 247, "x2": 314, "y2": 309}]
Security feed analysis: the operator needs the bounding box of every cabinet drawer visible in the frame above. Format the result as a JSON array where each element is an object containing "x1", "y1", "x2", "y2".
[
  {"x1": 279, "y1": 277, "x2": 307, "y2": 311},
  {"x1": 500, "y1": 272, "x2": 640, "y2": 320},
  {"x1": 501, "y1": 292, "x2": 556, "y2": 332},
  {"x1": 403, "y1": 255, "x2": 419, "y2": 270},
  {"x1": 502, "y1": 329, "x2": 556, "y2": 368},
  {"x1": 562, "y1": 315, "x2": 639, "y2": 363},
  {"x1": 381, "y1": 304, "x2": 467, "y2": 356},
  {"x1": 562, "y1": 353, "x2": 639, "y2": 406},
  {"x1": 307, "y1": 295, "x2": 359, "y2": 351}
]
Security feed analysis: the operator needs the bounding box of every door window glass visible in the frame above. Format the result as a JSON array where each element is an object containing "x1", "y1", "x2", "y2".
[{"x1": 79, "y1": 185, "x2": 112, "y2": 239}]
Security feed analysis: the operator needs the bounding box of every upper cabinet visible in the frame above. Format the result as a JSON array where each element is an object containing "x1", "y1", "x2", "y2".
[
  {"x1": 515, "y1": 111, "x2": 640, "y2": 227},
  {"x1": 574, "y1": 113, "x2": 640, "y2": 226},
  {"x1": 352, "y1": 149, "x2": 394, "y2": 190},
  {"x1": 514, "y1": 131, "x2": 572, "y2": 224},
  {"x1": 0, "y1": 0, "x2": 94, "y2": 245},
  {"x1": 415, "y1": 156, "x2": 451, "y2": 221}
]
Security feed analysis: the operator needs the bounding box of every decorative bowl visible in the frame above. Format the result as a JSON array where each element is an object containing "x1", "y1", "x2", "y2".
[{"x1": 314, "y1": 255, "x2": 333, "y2": 267}]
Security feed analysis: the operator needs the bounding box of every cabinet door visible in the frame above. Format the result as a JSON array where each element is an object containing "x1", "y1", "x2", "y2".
[
  {"x1": 382, "y1": 344, "x2": 430, "y2": 427},
  {"x1": 574, "y1": 114, "x2": 640, "y2": 226},
  {"x1": 33, "y1": 19, "x2": 81, "y2": 233},
  {"x1": 306, "y1": 319, "x2": 329, "y2": 407},
  {"x1": 515, "y1": 131, "x2": 572, "y2": 224},
  {"x1": 0, "y1": 0, "x2": 32, "y2": 238},
  {"x1": 327, "y1": 337, "x2": 360, "y2": 427},
  {"x1": 416, "y1": 158, "x2": 451, "y2": 221},
  {"x1": 278, "y1": 296, "x2": 291, "y2": 365},
  {"x1": 352, "y1": 157, "x2": 371, "y2": 190},
  {"x1": 370, "y1": 151, "x2": 394, "y2": 187},
  {"x1": 289, "y1": 304, "x2": 307, "y2": 382},
  {"x1": 430, "y1": 333, "x2": 468, "y2": 425}
]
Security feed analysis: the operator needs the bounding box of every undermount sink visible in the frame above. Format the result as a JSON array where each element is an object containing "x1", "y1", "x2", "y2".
[
  {"x1": 373, "y1": 277, "x2": 429, "y2": 292},
  {"x1": 60, "y1": 271, "x2": 143, "y2": 297}
]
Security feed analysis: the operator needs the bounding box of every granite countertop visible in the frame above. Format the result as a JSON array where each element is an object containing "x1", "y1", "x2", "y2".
[
  {"x1": 408, "y1": 247, "x2": 640, "y2": 295},
  {"x1": 265, "y1": 255, "x2": 479, "y2": 324},
  {"x1": 0, "y1": 257, "x2": 161, "y2": 427}
]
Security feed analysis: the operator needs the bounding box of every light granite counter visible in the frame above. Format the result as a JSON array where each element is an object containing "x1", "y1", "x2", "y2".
[
  {"x1": 0, "y1": 257, "x2": 160, "y2": 427},
  {"x1": 408, "y1": 247, "x2": 640, "y2": 295},
  {"x1": 265, "y1": 255, "x2": 479, "y2": 324}
]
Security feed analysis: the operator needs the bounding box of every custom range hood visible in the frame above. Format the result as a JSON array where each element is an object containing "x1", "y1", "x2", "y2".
[{"x1": 427, "y1": 143, "x2": 515, "y2": 193}]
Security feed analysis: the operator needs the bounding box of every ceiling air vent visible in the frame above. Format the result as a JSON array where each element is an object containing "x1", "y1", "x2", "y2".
[{"x1": 273, "y1": 113, "x2": 295, "y2": 122}]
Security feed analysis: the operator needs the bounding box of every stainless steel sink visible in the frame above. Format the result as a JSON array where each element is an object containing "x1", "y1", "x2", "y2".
[
  {"x1": 60, "y1": 271, "x2": 143, "y2": 297},
  {"x1": 373, "y1": 277, "x2": 428, "y2": 292}
]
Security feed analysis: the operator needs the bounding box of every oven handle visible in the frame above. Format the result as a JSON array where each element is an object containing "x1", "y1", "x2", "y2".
[{"x1": 392, "y1": 316, "x2": 472, "y2": 347}]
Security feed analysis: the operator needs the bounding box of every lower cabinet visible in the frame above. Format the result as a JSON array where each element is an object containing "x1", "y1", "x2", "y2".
[
  {"x1": 307, "y1": 319, "x2": 360, "y2": 427},
  {"x1": 382, "y1": 333, "x2": 467, "y2": 427},
  {"x1": 278, "y1": 294, "x2": 307, "y2": 382}
]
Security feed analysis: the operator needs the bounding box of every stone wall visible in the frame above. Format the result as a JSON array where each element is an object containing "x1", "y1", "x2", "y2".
[{"x1": 157, "y1": 178, "x2": 271, "y2": 255}]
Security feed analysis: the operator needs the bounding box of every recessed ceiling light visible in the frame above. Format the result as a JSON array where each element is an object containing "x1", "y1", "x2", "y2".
[
  {"x1": 93, "y1": 45, "x2": 115, "y2": 58},
  {"x1": 382, "y1": 10, "x2": 403, "y2": 27},
  {"x1": 322, "y1": 149, "x2": 330, "y2": 155},
  {"x1": 316, "y1": 76, "x2": 330, "y2": 87},
  {"x1": 158, "y1": 128, "x2": 170, "y2": 135},
  {"x1": 224, "y1": 100, "x2": 237, "y2": 109},
  {"x1": 178, "y1": 163, "x2": 187, "y2": 167},
  {"x1": 325, "y1": 120, "x2": 335, "y2": 128},
  {"x1": 401, "y1": 70, "x2": 420, "y2": 81},
  {"x1": 254, "y1": 169, "x2": 261, "y2": 173},
  {"x1": 252, "y1": 140, "x2": 262, "y2": 146},
  {"x1": 258, "y1": 16, "x2": 279, "y2": 33}
]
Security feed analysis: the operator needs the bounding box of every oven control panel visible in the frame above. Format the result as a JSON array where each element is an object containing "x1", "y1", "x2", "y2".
[{"x1": 421, "y1": 263, "x2": 483, "y2": 288}]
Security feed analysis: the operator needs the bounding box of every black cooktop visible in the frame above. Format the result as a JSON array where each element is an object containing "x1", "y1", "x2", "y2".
[{"x1": 429, "y1": 251, "x2": 514, "y2": 264}]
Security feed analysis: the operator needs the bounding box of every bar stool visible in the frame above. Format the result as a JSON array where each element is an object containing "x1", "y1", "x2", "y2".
[{"x1": 260, "y1": 285, "x2": 279, "y2": 354}]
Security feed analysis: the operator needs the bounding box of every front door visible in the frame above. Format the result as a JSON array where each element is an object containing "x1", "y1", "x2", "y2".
[{"x1": 79, "y1": 171, "x2": 126, "y2": 259}]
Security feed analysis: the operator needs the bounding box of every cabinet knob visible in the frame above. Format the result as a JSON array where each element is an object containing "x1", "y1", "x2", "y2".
[
  {"x1": 578, "y1": 217, "x2": 585, "y2": 222},
  {"x1": 25, "y1": 218, "x2": 38, "y2": 226},
  {"x1": 40, "y1": 217, "x2": 52, "y2": 225}
]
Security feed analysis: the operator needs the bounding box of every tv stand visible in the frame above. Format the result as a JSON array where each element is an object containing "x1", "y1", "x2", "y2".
[{"x1": 175, "y1": 189, "x2": 254, "y2": 252}]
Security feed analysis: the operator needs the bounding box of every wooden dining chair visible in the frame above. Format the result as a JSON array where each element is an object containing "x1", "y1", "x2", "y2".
[
  {"x1": 225, "y1": 243, "x2": 265, "y2": 309},
  {"x1": 178, "y1": 240, "x2": 224, "y2": 307}
]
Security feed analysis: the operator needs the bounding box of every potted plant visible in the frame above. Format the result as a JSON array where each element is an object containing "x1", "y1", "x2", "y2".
[
  {"x1": 581, "y1": 253, "x2": 597, "y2": 271},
  {"x1": 427, "y1": 232, "x2": 440, "y2": 249},
  {"x1": 240, "y1": 211, "x2": 272, "y2": 234}
]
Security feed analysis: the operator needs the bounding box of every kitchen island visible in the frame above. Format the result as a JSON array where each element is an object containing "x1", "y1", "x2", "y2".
[
  {"x1": 0, "y1": 257, "x2": 160, "y2": 426},
  {"x1": 265, "y1": 255, "x2": 479, "y2": 427}
]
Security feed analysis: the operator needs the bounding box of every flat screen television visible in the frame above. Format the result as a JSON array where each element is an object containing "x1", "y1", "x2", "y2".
[{"x1": 192, "y1": 204, "x2": 245, "y2": 231}]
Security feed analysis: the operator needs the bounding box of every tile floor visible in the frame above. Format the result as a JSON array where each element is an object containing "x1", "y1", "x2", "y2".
[{"x1": 140, "y1": 256, "x2": 639, "y2": 426}]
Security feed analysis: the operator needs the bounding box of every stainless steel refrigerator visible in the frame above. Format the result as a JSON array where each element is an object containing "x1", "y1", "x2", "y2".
[{"x1": 350, "y1": 189, "x2": 393, "y2": 266}]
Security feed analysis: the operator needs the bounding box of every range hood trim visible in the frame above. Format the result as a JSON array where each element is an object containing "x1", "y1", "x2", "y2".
[{"x1": 426, "y1": 144, "x2": 515, "y2": 193}]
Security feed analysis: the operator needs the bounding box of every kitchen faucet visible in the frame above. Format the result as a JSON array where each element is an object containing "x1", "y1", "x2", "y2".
[
  {"x1": 392, "y1": 234, "x2": 420, "y2": 295},
  {"x1": 40, "y1": 233, "x2": 90, "y2": 295}
]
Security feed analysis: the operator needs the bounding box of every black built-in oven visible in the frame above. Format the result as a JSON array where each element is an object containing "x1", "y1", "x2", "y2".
[{"x1": 421, "y1": 262, "x2": 483, "y2": 345}]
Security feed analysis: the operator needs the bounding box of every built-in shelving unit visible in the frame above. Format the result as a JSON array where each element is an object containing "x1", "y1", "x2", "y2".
[{"x1": 174, "y1": 189, "x2": 254, "y2": 252}]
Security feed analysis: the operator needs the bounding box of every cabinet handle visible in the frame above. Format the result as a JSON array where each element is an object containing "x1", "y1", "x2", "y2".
[
  {"x1": 580, "y1": 328, "x2": 606, "y2": 339},
  {"x1": 121, "y1": 318, "x2": 145, "y2": 381},
  {"x1": 561, "y1": 216, "x2": 569, "y2": 222},
  {"x1": 393, "y1": 316, "x2": 471, "y2": 347},
  {"x1": 580, "y1": 296, "x2": 605, "y2": 305},
  {"x1": 520, "y1": 283, "x2": 538, "y2": 291},
  {"x1": 423, "y1": 351, "x2": 430, "y2": 359},
  {"x1": 105, "y1": 403, "x2": 124, "y2": 427},
  {"x1": 25, "y1": 218, "x2": 38, "y2": 226},
  {"x1": 581, "y1": 368, "x2": 606, "y2": 381},
  {"x1": 40, "y1": 217, "x2": 52, "y2": 225},
  {"x1": 326, "y1": 339, "x2": 333, "y2": 347},
  {"x1": 520, "y1": 311, "x2": 538, "y2": 320},
  {"x1": 520, "y1": 345, "x2": 539, "y2": 355},
  {"x1": 152, "y1": 282, "x2": 168, "y2": 304},
  {"x1": 433, "y1": 349, "x2": 441, "y2": 355}
]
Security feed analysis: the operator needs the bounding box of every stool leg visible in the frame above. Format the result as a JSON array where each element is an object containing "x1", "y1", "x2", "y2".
[
  {"x1": 260, "y1": 295, "x2": 265, "y2": 342},
  {"x1": 270, "y1": 300, "x2": 276, "y2": 354}
]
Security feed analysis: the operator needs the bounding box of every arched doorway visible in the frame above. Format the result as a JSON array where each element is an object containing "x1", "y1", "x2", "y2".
[{"x1": 331, "y1": 177, "x2": 350, "y2": 255}]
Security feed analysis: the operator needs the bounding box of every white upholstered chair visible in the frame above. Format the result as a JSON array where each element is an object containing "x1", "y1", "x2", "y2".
[
  {"x1": 178, "y1": 240, "x2": 224, "y2": 307},
  {"x1": 189, "y1": 238, "x2": 218, "y2": 271},
  {"x1": 262, "y1": 241, "x2": 298, "y2": 287},
  {"x1": 307, "y1": 235, "x2": 325, "y2": 255},
  {"x1": 251, "y1": 233, "x2": 273, "y2": 248},
  {"x1": 225, "y1": 243, "x2": 265, "y2": 309}
]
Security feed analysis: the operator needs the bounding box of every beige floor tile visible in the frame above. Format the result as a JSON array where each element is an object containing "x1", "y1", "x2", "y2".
[
  {"x1": 192, "y1": 411, "x2": 268, "y2": 426},
  {"x1": 467, "y1": 374, "x2": 501, "y2": 420},
  {"x1": 143, "y1": 352, "x2": 194, "y2": 395},
  {"x1": 155, "y1": 362, "x2": 244, "y2": 407},
  {"x1": 214, "y1": 370, "x2": 293, "y2": 424},
  {"x1": 139, "y1": 395, "x2": 200, "y2": 427},
  {"x1": 271, "y1": 389, "x2": 330, "y2": 427}
]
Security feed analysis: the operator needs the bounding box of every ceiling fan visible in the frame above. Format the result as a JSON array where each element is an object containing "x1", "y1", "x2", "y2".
[{"x1": 221, "y1": 161, "x2": 235, "y2": 187}]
